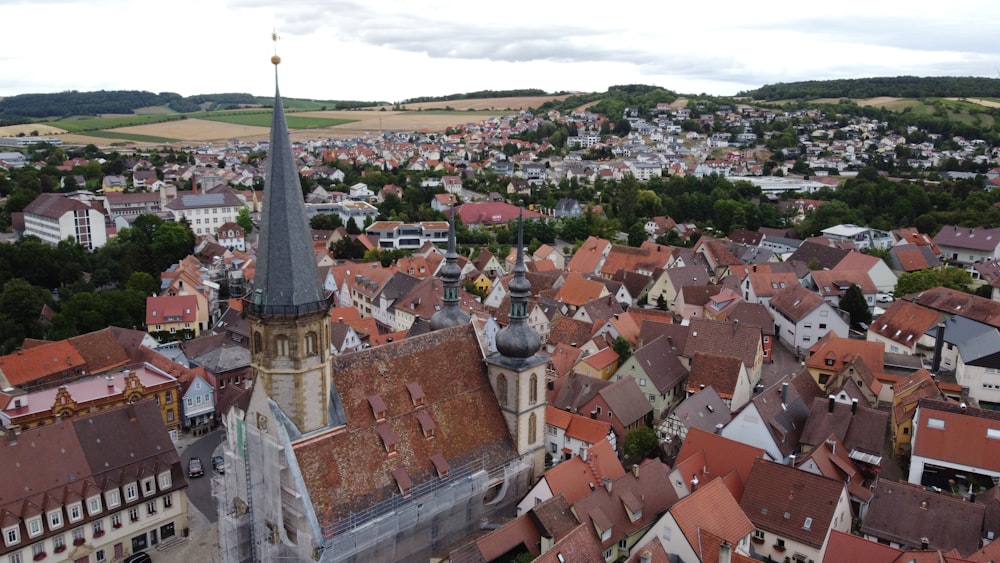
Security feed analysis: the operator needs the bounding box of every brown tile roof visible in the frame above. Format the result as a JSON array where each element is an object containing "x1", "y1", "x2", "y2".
[
  {"x1": 870, "y1": 300, "x2": 942, "y2": 346},
  {"x1": 787, "y1": 240, "x2": 851, "y2": 270},
  {"x1": 740, "y1": 459, "x2": 846, "y2": 549},
  {"x1": 0, "y1": 340, "x2": 87, "y2": 387},
  {"x1": 552, "y1": 374, "x2": 610, "y2": 413},
  {"x1": 293, "y1": 324, "x2": 517, "y2": 528},
  {"x1": 811, "y1": 268, "x2": 877, "y2": 296},
  {"x1": 687, "y1": 353, "x2": 744, "y2": 399},
  {"x1": 675, "y1": 427, "x2": 765, "y2": 503},
  {"x1": 750, "y1": 371, "x2": 825, "y2": 458},
  {"x1": 682, "y1": 318, "x2": 762, "y2": 371},
  {"x1": 767, "y1": 283, "x2": 825, "y2": 323},
  {"x1": 903, "y1": 286, "x2": 1000, "y2": 330},
  {"x1": 723, "y1": 302, "x2": 775, "y2": 336},
  {"x1": 548, "y1": 317, "x2": 597, "y2": 348},
  {"x1": 822, "y1": 529, "x2": 904, "y2": 563},
  {"x1": 796, "y1": 435, "x2": 872, "y2": 504},
  {"x1": 544, "y1": 439, "x2": 625, "y2": 505},
  {"x1": 532, "y1": 522, "x2": 606, "y2": 563},
  {"x1": 861, "y1": 480, "x2": 985, "y2": 556},
  {"x1": 891, "y1": 243, "x2": 936, "y2": 272},
  {"x1": 933, "y1": 225, "x2": 1000, "y2": 252},
  {"x1": 571, "y1": 458, "x2": 677, "y2": 550},
  {"x1": 555, "y1": 273, "x2": 608, "y2": 307},
  {"x1": 671, "y1": 477, "x2": 755, "y2": 552},
  {"x1": 627, "y1": 335, "x2": 688, "y2": 394},
  {"x1": 679, "y1": 284, "x2": 724, "y2": 307},
  {"x1": 594, "y1": 377, "x2": 651, "y2": 427},
  {"x1": 599, "y1": 244, "x2": 671, "y2": 277},
  {"x1": 566, "y1": 236, "x2": 612, "y2": 275},
  {"x1": 805, "y1": 332, "x2": 885, "y2": 373},
  {"x1": 892, "y1": 369, "x2": 943, "y2": 427},
  {"x1": 637, "y1": 320, "x2": 687, "y2": 350},
  {"x1": 800, "y1": 397, "x2": 888, "y2": 455}
]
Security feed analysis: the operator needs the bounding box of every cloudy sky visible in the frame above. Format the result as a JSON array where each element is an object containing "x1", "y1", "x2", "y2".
[{"x1": 3, "y1": 0, "x2": 999, "y2": 103}]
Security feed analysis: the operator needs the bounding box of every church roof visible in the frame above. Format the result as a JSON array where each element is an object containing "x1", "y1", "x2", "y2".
[{"x1": 249, "y1": 73, "x2": 327, "y2": 316}]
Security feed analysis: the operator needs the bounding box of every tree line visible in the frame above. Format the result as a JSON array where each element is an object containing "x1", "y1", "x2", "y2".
[{"x1": 741, "y1": 76, "x2": 1000, "y2": 101}]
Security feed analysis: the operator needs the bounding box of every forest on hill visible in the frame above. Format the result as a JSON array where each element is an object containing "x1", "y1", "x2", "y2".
[
  {"x1": 400, "y1": 88, "x2": 554, "y2": 104},
  {"x1": 741, "y1": 76, "x2": 1000, "y2": 100}
]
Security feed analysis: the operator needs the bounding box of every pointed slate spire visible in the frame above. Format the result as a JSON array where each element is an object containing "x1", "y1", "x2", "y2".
[
  {"x1": 431, "y1": 205, "x2": 469, "y2": 330},
  {"x1": 248, "y1": 51, "x2": 327, "y2": 317},
  {"x1": 495, "y1": 207, "x2": 541, "y2": 358}
]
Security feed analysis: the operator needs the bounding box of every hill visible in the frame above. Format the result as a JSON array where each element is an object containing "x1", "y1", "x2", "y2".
[{"x1": 741, "y1": 76, "x2": 1000, "y2": 101}]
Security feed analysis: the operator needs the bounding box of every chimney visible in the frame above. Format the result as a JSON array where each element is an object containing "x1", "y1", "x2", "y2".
[
  {"x1": 787, "y1": 454, "x2": 796, "y2": 467},
  {"x1": 781, "y1": 382, "x2": 789, "y2": 406},
  {"x1": 715, "y1": 423, "x2": 724, "y2": 435},
  {"x1": 690, "y1": 475, "x2": 699, "y2": 492},
  {"x1": 932, "y1": 322, "x2": 946, "y2": 373},
  {"x1": 127, "y1": 403, "x2": 137, "y2": 422},
  {"x1": 971, "y1": 491, "x2": 977, "y2": 503},
  {"x1": 590, "y1": 409, "x2": 598, "y2": 420},
  {"x1": 602, "y1": 477, "x2": 613, "y2": 493},
  {"x1": 719, "y1": 541, "x2": 732, "y2": 563},
  {"x1": 632, "y1": 464, "x2": 639, "y2": 478},
  {"x1": 700, "y1": 384, "x2": 706, "y2": 391},
  {"x1": 640, "y1": 551, "x2": 652, "y2": 563},
  {"x1": 106, "y1": 376, "x2": 114, "y2": 387},
  {"x1": 588, "y1": 482, "x2": 595, "y2": 491},
  {"x1": 921, "y1": 537, "x2": 929, "y2": 550},
  {"x1": 828, "y1": 395, "x2": 836, "y2": 413},
  {"x1": 851, "y1": 398, "x2": 859, "y2": 414},
  {"x1": 6, "y1": 426, "x2": 17, "y2": 445}
]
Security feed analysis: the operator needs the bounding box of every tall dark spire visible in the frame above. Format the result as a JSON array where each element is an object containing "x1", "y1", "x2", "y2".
[
  {"x1": 248, "y1": 47, "x2": 327, "y2": 317},
  {"x1": 495, "y1": 208, "x2": 541, "y2": 358},
  {"x1": 431, "y1": 205, "x2": 469, "y2": 330}
]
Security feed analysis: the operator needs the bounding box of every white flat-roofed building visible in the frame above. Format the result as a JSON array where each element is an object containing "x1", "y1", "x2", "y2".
[
  {"x1": 365, "y1": 220, "x2": 449, "y2": 249},
  {"x1": 821, "y1": 224, "x2": 893, "y2": 251}
]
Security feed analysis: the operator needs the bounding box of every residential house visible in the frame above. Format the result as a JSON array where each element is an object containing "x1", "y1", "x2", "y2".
[
  {"x1": 890, "y1": 369, "x2": 944, "y2": 455},
  {"x1": 554, "y1": 198, "x2": 583, "y2": 218},
  {"x1": 180, "y1": 372, "x2": 215, "y2": 431},
  {"x1": 633, "y1": 478, "x2": 754, "y2": 563},
  {"x1": 936, "y1": 315, "x2": 1000, "y2": 406},
  {"x1": 666, "y1": 427, "x2": 765, "y2": 502},
  {"x1": 724, "y1": 302, "x2": 776, "y2": 364},
  {"x1": 544, "y1": 407, "x2": 614, "y2": 465},
  {"x1": 740, "y1": 271, "x2": 799, "y2": 308},
  {"x1": 573, "y1": 347, "x2": 621, "y2": 380},
  {"x1": 866, "y1": 299, "x2": 941, "y2": 359},
  {"x1": 555, "y1": 273, "x2": 611, "y2": 315},
  {"x1": 804, "y1": 332, "x2": 885, "y2": 393},
  {"x1": 566, "y1": 236, "x2": 612, "y2": 276},
  {"x1": 456, "y1": 201, "x2": 542, "y2": 228},
  {"x1": 568, "y1": 458, "x2": 677, "y2": 562},
  {"x1": 740, "y1": 459, "x2": 851, "y2": 563},
  {"x1": 674, "y1": 285, "x2": 724, "y2": 321},
  {"x1": 722, "y1": 372, "x2": 824, "y2": 464},
  {"x1": 768, "y1": 283, "x2": 850, "y2": 354},
  {"x1": 573, "y1": 376, "x2": 652, "y2": 445},
  {"x1": 795, "y1": 434, "x2": 875, "y2": 518},
  {"x1": 787, "y1": 241, "x2": 851, "y2": 271},
  {"x1": 657, "y1": 386, "x2": 730, "y2": 443},
  {"x1": 431, "y1": 193, "x2": 456, "y2": 213},
  {"x1": 933, "y1": 225, "x2": 1000, "y2": 266},
  {"x1": 681, "y1": 318, "x2": 764, "y2": 386},
  {"x1": 533, "y1": 244, "x2": 566, "y2": 270},
  {"x1": 21, "y1": 193, "x2": 108, "y2": 250},
  {"x1": 146, "y1": 294, "x2": 201, "y2": 341},
  {"x1": 908, "y1": 399, "x2": 1000, "y2": 489},
  {"x1": 861, "y1": 480, "x2": 985, "y2": 557},
  {"x1": 613, "y1": 335, "x2": 688, "y2": 421},
  {"x1": 798, "y1": 395, "x2": 888, "y2": 473},
  {"x1": 820, "y1": 224, "x2": 893, "y2": 251},
  {"x1": 103, "y1": 191, "x2": 162, "y2": 222},
  {"x1": 834, "y1": 251, "x2": 897, "y2": 294},
  {"x1": 0, "y1": 401, "x2": 188, "y2": 563},
  {"x1": 686, "y1": 353, "x2": 753, "y2": 412},
  {"x1": 365, "y1": 220, "x2": 449, "y2": 250},
  {"x1": 216, "y1": 221, "x2": 246, "y2": 252},
  {"x1": 517, "y1": 439, "x2": 624, "y2": 517},
  {"x1": 164, "y1": 188, "x2": 244, "y2": 237},
  {"x1": 809, "y1": 268, "x2": 878, "y2": 309}
]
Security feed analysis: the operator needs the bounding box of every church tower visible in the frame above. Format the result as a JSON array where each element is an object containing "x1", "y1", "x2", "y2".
[
  {"x1": 430, "y1": 208, "x2": 470, "y2": 331},
  {"x1": 486, "y1": 210, "x2": 547, "y2": 478},
  {"x1": 245, "y1": 47, "x2": 333, "y2": 435}
]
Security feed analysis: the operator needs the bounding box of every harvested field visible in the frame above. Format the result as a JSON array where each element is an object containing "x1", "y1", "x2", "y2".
[
  {"x1": 949, "y1": 97, "x2": 1000, "y2": 109},
  {"x1": 112, "y1": 118, "x2": 270, "y2": 142},
  {"x1": 0, "y1": 123, "x2": 67, "y2": 136}
]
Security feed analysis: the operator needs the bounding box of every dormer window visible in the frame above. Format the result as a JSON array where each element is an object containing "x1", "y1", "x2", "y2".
[
  {"x1": 159, "y1": 471, "x2": 172, "y2": 490},
  {"x1": 68, "y1": 502, "x2": 83, "y2": 522},
  {"x1": 430, "y1": 453, "x2": 450, "y2": 478},
  {"x1": 105, "y1": 489, "x2": 120, "y2": 508},
  {"x1": 392, "y1": 468, "x2": 412, "y2": 497},
  {"x1": 416, "y1": 410, "x2": 436, "y2": 439},
  {"x1": 26, "y1": 517, "x2": 42, "y2": 538},
  {"x1": 142, "y1": 477, "x2": 156, "y2": 497},
  {"x1": 3, "y1": 525, "x2": 19, "y2": 547},
  {"x1": 406, "y1": 382, "x2": 425, "y2": 407},
  {"x1": 376, "y1": 423, "x2": 398, "y2": 455},
  {"x1": 125, "y1": 483, "x2": 138, "y2": 502},
  {"x1": 87, "y1": 496, "x2": 101, "y2": 516},
  {"x1": 48, "y1": 509, "x2": 63, "y2": 530},
  {"x1": 591, "y1": 509, "x2": 613, "y2": 542},
  {"x1": 368, "y1": 395, "x2": 387, "y2": 421}
]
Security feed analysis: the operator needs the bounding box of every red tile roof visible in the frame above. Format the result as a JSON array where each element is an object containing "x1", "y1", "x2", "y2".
[
  {"x1": 145, "y1": 294, "x2": 199, "y2": 326},
  {"x1": 0, "y1": 340, "x2": 86, "y2": 387},
  {"x1": 675, "y1": 427, "x2": 765, "y2": 503},
  {"x1": 545, "y1": 439, "x2": 625, "y2": 505},
  {"x1": 822, "y1": 529, "x2": 903, "y2": 563},
  {"x1": 912, "y1": 399, "x2": 1000, "y2": 473},
  {"x1": 671, "y1": 477, "x2": 754, "y2": 554}
]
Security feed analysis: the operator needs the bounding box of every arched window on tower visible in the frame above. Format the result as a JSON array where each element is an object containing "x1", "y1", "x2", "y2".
[
  {"x1": 275, "y1": 335, "x2": 289, "y2": 357},
  {"x1": 528, "y1": 412, "x2": 537, "y2": 444},
  {"x1": 497, "y1": 374, "x2": 508, "y2": 407},
  {"x1": 305, "y1": 332, "x2": 318, "y2": 356},
  {"x1": 529, "y1": 373, "x2": 538, "y2": 404}
]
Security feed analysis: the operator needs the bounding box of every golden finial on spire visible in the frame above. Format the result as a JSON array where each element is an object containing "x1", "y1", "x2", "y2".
[{"x1": 271, "y1": 29, "x2": 281, "y2": 66}]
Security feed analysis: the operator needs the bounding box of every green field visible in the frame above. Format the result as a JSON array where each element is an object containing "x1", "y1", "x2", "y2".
[
  {"x1": 78, "y1": 130, "x2": 180, "y2": 143},
  {"x1": 51, "y1": 114, "x2": 183, "y2": 132},
  {"x1": 197, "y1": 112, "x2": 355, "y2": 128},
  {"x1": 252, "y1": 97, "x2": 340, "y2": 111}
]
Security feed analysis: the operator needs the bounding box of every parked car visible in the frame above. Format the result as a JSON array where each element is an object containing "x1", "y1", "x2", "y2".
[
  {"x1": 212, "y1": 455, "x2": 225, "y2": 474},
  {"x1": 123, "y1": 553, "x2": 152, "y2": 563},
  {"x1": 877, "y1": 293, "x2": 894, "y2": 303},
  {"x1": 188, "y1": 457, "x2": 204, "y2": 478}
]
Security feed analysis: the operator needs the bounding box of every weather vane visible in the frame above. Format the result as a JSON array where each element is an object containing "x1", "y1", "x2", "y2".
[{"x1": 271, "y1": 29, "x2": 281, "y2": 66}]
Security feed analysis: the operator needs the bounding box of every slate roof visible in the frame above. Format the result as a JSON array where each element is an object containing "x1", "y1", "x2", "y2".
[
  {"x1": 870, "y1": 300, "x2": 942, "y2": 347},
  {"x1": 750, "y1": 371, "x2": 825, "y2": 458},
  {"x1": 933, "y1": 225, "x2": 1000, "y2": 252},
  {"x1": 740, "y1": 458, "x2": 846, "y2": 549},
  {"x1": 902, "y1": 286, "x2": 1000, "y2": 330},
  {"x1": 861, "y1": 480, "x2": 985, "y2": 556},
  {"x1": 293, "y1": 324, "x2": 517, "y2": 528},
  {"x1": 595, "y1": 377, "x2": 650, "y2": 427},
  {"x1": 668, "y1": 387, "x2": 731, "y2": 436},
  {"x1": 930, "y1": 315, "x2": 1000, "y2": 367}
]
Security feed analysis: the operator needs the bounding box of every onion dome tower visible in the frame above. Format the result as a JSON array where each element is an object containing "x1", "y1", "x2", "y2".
[
  {"x1": 486, "y1": 208, "x2": 547, "y2": 478},
  {"x1": 430, "y1": 208, "x2": 470, "y2": 331}
]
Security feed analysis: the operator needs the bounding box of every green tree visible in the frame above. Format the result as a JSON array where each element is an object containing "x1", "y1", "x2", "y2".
[
  {"x1": 623, "y1": 426, "x2": 658, "y2": 460},
  {"x1": 612, "y1": 335, "x2": 632, "y2": 360},
  {"x1": 839, "y1": 283, "x2": 872, "y2": 326},
  {"x1": 236, "y1": 207, "x2": 254, "y2": 234},
  {"x1": 627, "y1": 221, "x2": 648, "y2": 247},
  {"x1": 329, "y1": 237, "x2": 367, "y2": 260},
  {"x1": 125, "y1": 271, "x2": 158, "y2": 296},
  {"x1": 150, "y1": 222, "x2": 195, "y2": 273},
  {"x1": 310, "y1": 213, "x2": 344, "y2": 231}
]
